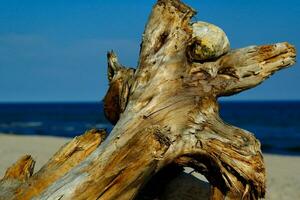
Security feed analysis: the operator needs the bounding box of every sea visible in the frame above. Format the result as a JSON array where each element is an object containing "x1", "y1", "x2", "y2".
[{"x1": 0, "y1": 101, "x2": 299, "y2": 155}]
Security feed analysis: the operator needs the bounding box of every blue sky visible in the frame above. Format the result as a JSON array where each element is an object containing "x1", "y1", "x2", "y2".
[{"x1": 0, "y1": 0, "x2": 299, "y2": 102}]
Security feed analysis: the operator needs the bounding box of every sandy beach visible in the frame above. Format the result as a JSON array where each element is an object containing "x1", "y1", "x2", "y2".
[{"x1": 0, "y1": 133, "x2": 299, "y2": 199}]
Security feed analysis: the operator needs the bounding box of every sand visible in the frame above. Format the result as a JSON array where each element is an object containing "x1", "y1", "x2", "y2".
[{"x1": 0, "y1": 133, "x2": 299, "y2": 199}]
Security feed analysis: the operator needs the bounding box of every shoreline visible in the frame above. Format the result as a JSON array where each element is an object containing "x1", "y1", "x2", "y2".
[{"x1": 1, "y1": 133, "x2": 299, "y2": 199}]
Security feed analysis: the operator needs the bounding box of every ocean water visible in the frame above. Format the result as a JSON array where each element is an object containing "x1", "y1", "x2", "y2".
[{"x1": 0, "y1": 102, "x2": 299, "y2": 155}]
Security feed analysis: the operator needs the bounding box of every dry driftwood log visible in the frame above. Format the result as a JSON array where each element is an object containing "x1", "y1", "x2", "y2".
[{"x1": 0, "y1": 0, "x2": 296, "y2": 199}]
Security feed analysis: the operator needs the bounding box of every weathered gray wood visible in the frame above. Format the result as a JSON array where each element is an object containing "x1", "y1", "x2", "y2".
[
  {"x1": 0, "y1": 129, "x2": 105, "y2": 200},
  {"x1": 0, "y1": 155, "x2": 35, "y2": 200},
  {"x1": 0, "y1": 0, "x2": 296, "y2": 199}
]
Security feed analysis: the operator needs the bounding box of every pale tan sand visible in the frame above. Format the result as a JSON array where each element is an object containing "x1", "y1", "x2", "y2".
[
  {"x1": 0, "y1": 133, "x2": 299, "y2": 199},
  {"x1": 264, "y1": 154, "x2": 300, "y2": 199},
  {"x1": 0, "y1": 133, "x2": 70, "y2": 175}
]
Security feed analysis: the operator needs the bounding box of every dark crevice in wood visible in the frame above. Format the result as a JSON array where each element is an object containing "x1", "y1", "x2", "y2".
[
  {"x1": 154, "y1": 31, "x2": 170, "y2": 53},
  {"x1": 0, "y1": 0, "x2": 295, "y2": 199}
]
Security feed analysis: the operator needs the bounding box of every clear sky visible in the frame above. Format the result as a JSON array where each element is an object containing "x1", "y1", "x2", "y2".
[{"x1": 0, "y1": 0, "x2": 299, "y2": 102}]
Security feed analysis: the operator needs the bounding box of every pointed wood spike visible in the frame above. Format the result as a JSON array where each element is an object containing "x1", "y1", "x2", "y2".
[
  {"x1": 107, "y1": 50, "x2": 122, "y2": 82},
  {"x1": 5, "y1": 129, "x2": 106, "y2": 200},
  {"x1": 0, "y1": 0, "x2": 296, "y2": 199},
  {"x1": 2, "y1": 155, "x2": 35, "y2": 182}
]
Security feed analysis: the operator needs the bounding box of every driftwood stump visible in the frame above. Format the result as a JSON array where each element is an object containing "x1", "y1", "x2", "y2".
[{"x1": 0, "y1": 0, "x2": 296, "y2": 199}]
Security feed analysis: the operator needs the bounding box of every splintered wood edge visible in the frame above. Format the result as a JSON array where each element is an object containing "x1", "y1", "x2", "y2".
[
  {"x1": 0, "y1": 0, "x2": 296, "y2": 199},
  {"x1": 11, "y1": 129, "x2": 106, "y2": 200},
  {"x1": 2, "y1": 155, "x2": 35, "y2": 182},
  {"x1": 43, "y1": 128, "x2": 106, "y2": 167}
]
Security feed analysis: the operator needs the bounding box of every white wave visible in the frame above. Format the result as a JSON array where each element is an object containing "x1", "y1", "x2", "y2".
[{"x1": 0, "y1": 121, "x2": 43, "y2": 128}]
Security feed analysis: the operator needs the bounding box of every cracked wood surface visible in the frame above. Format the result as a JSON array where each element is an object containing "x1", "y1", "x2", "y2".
[{"x1": 0, "y1": 0, "x2": 296, "y2": 199}]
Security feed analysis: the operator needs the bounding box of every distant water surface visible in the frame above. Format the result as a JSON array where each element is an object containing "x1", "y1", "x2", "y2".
[
  {"x1": 0, "y1": 101, "x2": 299, "y2": 155},
  {"x1": 0, "y1": 103, "x2": 111, "y2": 137}
]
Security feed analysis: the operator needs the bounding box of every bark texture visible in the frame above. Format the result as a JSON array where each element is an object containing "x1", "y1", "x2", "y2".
[{"x1": 0, "y1": 0, "x2": 296, "y2": 199}]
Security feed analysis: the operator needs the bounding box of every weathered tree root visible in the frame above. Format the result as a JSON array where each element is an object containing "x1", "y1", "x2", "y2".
[{"x1": 0, "y1": 0, "x2": 296, "y2": 199}]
